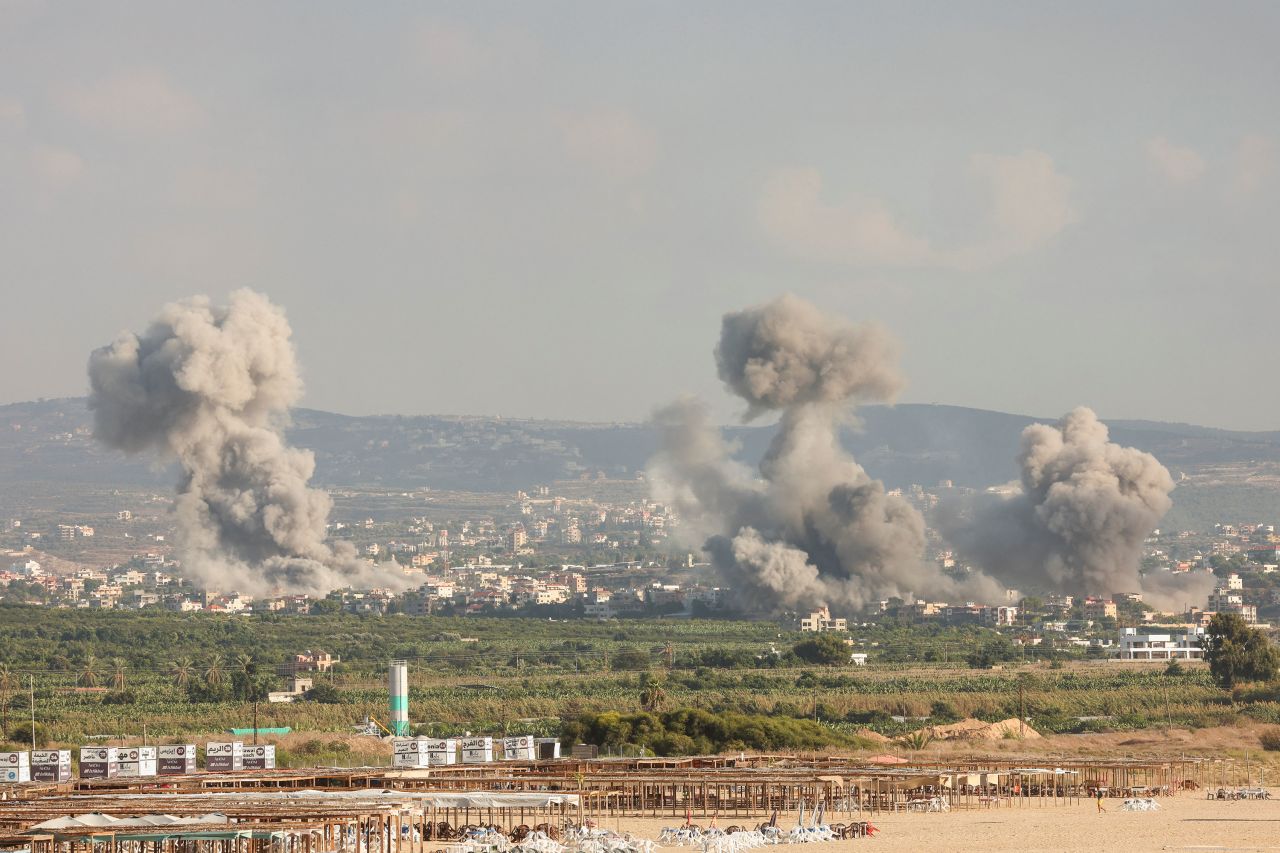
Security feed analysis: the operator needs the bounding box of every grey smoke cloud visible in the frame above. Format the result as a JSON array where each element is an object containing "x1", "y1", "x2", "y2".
[
  {"x1": 87, "y1": 289, "x2": 412, "y2": 596},
  {"x1": 716, "y1": 294, "x2": 903, "y2": 418},
  {"x1": 946, "y1": 406, "x2": 1212, "y2": 610},
  {"x1": 649, "y1": 294, "x2": 1002, "y2": 612}
]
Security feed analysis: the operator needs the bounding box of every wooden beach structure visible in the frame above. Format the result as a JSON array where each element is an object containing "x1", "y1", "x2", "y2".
[{"x1": 0, "y1": 750, "x2": 1210, "y2": 848}]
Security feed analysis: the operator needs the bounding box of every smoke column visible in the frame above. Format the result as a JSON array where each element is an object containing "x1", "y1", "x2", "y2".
[
  {"x1": 87, "y1": 289, "x2": 411, "y2": 596},
  {"x1": 946, "y1": 406, "x2": 1212, "y2": 610},
  {"x1": 649, "y1": 294, "x2": 1003, "y2": 612}
]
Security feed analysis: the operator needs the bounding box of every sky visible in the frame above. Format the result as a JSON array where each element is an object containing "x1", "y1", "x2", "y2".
[{"x1": 2, "y1": 1, "x2": 1278, "y2": 430}]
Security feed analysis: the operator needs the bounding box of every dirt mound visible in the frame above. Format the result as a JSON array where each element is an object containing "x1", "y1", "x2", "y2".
[
  {"x1": 914, "y1": 717, "x2": 1042, "y2": 742},
  {"x1": 971, "y1": 718, "x2": 1041, "y2": 740},
  {"x1": 925, "y1": 718, "x2": 991, "y2": 740},
  {"x1": 854, "y1": 728, "x2": 892, "y2": 743}
]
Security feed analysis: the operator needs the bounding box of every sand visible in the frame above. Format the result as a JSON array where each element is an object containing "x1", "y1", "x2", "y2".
[{"x1": 607, "y1": 795, "x2": 1280, "y2": 853}]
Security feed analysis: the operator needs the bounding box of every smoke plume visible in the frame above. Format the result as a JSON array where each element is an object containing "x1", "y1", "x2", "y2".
[
  {"x1": 946, "y1": 407, "x2": 1212, "y2": 610},
  {"x1": 87, "y1": 289, "x2": 411, "y2": 596},
  {"x1": 649, "y1": 294, "x2": 1002, "y2": 612}
]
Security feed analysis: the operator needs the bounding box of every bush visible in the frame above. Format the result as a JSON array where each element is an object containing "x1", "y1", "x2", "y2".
[
  {"x1": 562, "y1": 707, "x2": 850, "y2": 756},
  {"x1": 793, "y1": 634, "x2": 851, "y2": 666},
  {"x1": 102, "y1": 689, "x2": 138, "y2": 705},
  {"x1": 1260, "y1": 728, "x2": 1280, "y2": 752},
  {"x1": 302, "y1": 683, "x2": 344, "y2": 704},
  {"x1": 929, "y1": 700, "x2": 960, "y2": 722},
  {"x1": 7, "y1": 721, "x2": 50, "y2": 747},
  {"x1": 612, "y1": 649, "x2": 650, "y2": 671}
]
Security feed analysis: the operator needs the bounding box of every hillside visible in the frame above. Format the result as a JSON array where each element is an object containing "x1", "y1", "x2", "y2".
[{"x1": 2, "y1": 398, "x2": 1279, "y2": 530}]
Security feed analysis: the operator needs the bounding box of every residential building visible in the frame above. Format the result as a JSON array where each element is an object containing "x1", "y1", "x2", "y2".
[
  {"x1": 1084, "y1": 598, "x2": 1117, "y2": 620},
  {"x1": 1118, "y1": 627, "x2": 1204, "y2": 660},
  {"x1": 799, "y1": 606, "x2": 848, "y2": 632}
]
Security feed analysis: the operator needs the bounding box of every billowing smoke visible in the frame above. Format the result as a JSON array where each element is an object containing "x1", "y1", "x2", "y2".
[
  {"x1": 87, "y1": 289, "x2": 411, "y2": 596},
  {"x1": 946, "y1": 407, "x2": 1212, "y2": 610},
  {"x1": 649, "y1": 294, "x2": 1003, "y2": 612}
]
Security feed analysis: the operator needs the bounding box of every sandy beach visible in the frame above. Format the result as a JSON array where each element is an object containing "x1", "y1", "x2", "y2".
[{"x1": 607, "y1": 795, "x2": 1280, "y2": 853}]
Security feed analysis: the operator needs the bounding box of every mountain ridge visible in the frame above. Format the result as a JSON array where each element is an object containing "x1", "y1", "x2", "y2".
[{"x1": 2, "y1": 397, "x2": 1278, "y2": 493}]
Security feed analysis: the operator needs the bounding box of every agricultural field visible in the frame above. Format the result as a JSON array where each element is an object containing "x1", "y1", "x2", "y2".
[{"x1": 0, "y1": 607, "x2": 1273, "y2": 759}]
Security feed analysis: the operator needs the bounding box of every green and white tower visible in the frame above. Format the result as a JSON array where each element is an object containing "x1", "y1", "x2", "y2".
[{"x1": 389, "y1": 660, "x2": 409, "y2": 736}]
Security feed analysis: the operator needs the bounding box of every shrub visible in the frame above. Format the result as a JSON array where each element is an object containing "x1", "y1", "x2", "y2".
[
  {"x1": 793, "y1": 635, "x2": 851, "y2": 666},
  {"x1": 102, "y1": 689, "x2": 138, "y2": 705},
  {"x1": 1260, "y1": 728, "x2": 1280, "y2": 752},
  {"x1": 612, "y1": 649, "x2": 650, "y2": 671},
  {"x1": 562, "y1": 707, "x2": 849, "y2": 756},
  {"x1": 302, "y1": 683, "x2": 344, "y2": 704},
  {"x1": 929, "y1": 700, "x2": 960, "y2": 722},
  {"x1": 7, "y1": 721, "x2": 49, "y2": 747},
  {"x1": 901, "y1": 731, "x2": 933, "y2": 750}
]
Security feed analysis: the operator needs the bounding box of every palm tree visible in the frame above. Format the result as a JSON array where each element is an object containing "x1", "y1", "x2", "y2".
[
  {"x1": 169, "y1": 658, "x2": 195, "y2": 689},
  {"x1": 639, "y1": 676, "x2": 667, "y2": 712},
  {"x1": 0, "y1": 664, "x2": 14, "y2": 735},
  {"x1": 233, "y1": 654, "x2": 265, "y2": 745},
  {"x1": 79, "y1": 655, "x2": 100, "y2": 688},
  {"x1": 110, "y1": 657, "x2": 128, "y2": 692},
  {"x1": 901, "y1": 731, "x2": 933, "y2": 751},
  {"x1": 204, "y1": 654, "x2": 226, "y2": 689}
]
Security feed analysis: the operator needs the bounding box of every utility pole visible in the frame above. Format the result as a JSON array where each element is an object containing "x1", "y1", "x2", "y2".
[
  {"x1": 29, "y1": 675, "x2": 36, "y2": 751},
  {"x1": 1018, "y1": 677, "x2": 1025, "y2": 738}
]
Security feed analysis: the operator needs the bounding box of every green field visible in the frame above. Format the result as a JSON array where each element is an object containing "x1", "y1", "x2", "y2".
[{"x1": 0, "y1": 607, "x2": 1271, "y2": 758}]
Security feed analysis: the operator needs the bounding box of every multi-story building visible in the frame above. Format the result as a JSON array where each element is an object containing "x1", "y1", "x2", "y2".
[
  {"x1": 1118, "y1": 627, "x2": 1204, "y2": 660},
  {"x1": 1084, "y1": 598, "x2": 1118, "y2": 620},
  {"x1": 799, "y1": 606, "x2": 847, "y2": 632},
  {"x1": 278, "y1": 650, "x2": 340, "y2": 676}
]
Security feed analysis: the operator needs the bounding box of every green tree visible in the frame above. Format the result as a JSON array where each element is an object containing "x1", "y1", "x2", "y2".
[
  {"x1": 639, "y1": 675, "x2": 668, "y2": 712},
  {"x1": 79, "y1": 654, "x2": 100, "y2": 688},
  {"x1": 110, "y1": 657, "x2": 128, "y2": 691},
  {"x1": 1203, "y1": 613, "x2": 1279, "y2": 689},
  {"x1": 792, "y1": 633, "x2": 851, "y2": 666},
  {"x1": 231, "y1": 655, "x2": 275, "y2": 703},
  {"x1": 204, "y1": 654, "x2": 226, "y2": 689},
  {"x1": 169, "y1": 657, "x2": 195, "y2": 689},
  {"x1": 0, "y1": 664, "x2": 14, "y2": 736}
]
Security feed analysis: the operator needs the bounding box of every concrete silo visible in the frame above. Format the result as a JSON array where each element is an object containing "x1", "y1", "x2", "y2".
[{"x1": 388, "y1": 660, "x2": 410, "y2": 736}]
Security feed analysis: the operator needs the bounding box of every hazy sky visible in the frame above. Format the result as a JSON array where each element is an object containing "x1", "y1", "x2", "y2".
[{"x1": 2, "y1": 2, "x2": 1278, "y2": 429}]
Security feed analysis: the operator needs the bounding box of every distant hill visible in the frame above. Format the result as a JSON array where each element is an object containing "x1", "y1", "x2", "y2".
[{"x1": 3, "y1": 398, "x2": 1280, "y2": 529}]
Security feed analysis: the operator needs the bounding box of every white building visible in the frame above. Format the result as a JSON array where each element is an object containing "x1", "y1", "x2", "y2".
[{"x1": 1118, "y1": 627, "x2": 1204, "y2": 660}]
